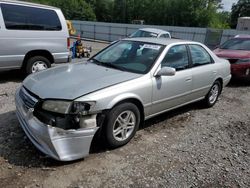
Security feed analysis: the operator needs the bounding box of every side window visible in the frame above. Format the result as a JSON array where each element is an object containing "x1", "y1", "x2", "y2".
[
  {"x1": 1, "y1": 4, "x2": 62, "y2": 31},
  {"x1": 160, "y1": 34, "x2": 170, "y2": 38},
  {"x1": 161, "y1": 45, "x2": 189, "y2": 71},
  {"x1": 189, "y1": 45, "x2": 213, "y2": 67}
]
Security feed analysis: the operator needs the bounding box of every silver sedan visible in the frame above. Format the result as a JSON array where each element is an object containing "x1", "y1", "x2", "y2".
[{"x1": 15, "y1": 38, "x2": 231, "y2": 161}]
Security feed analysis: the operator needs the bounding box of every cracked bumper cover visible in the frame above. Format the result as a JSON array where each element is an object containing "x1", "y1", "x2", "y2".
[{"x1": 15, "y1": 89, "x2": 99, "y2": 161}]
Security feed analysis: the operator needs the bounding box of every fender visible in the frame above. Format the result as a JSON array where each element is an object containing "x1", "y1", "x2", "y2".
[{"x1": 107, "y1": 92, "x2": 144, "y2": 109}]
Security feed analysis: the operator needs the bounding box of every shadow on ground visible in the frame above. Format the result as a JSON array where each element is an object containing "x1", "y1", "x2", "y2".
[
  {"x1": 227, "y1": 78, "x2": 250, "y2": 88},
  {"x1": 0, "y1": 70, "x2": 25, "y2": 83}
]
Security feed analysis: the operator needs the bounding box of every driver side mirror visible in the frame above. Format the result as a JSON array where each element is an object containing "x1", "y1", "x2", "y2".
[{"x1": 155, "y1": 67, "x2": 176, "y2": 77}]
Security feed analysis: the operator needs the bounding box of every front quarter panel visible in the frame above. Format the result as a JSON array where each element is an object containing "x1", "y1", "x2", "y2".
[{"x1": 75, "y1": 74, "x2": 153, "y2": 117}]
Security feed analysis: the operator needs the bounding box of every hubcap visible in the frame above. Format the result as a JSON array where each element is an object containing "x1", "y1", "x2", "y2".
[
  {"x1": 31, "y1": 61, "x2": 48, "y2": 73},
  {"x1": 209, "y1": 84, "x2": 219, "y2": 104},
  {"x1": 113, "y1": 110, "x2": 136, "y2": 142}
]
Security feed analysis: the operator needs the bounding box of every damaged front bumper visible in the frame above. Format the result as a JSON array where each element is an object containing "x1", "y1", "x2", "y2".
[{"x1": 15, "y1": 88, "x2": 99, "y2": 161}]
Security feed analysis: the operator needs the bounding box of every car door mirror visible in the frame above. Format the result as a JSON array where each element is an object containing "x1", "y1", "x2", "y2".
[{"x1": 155, "y1": 67, "x2": 176, "y2": 77}]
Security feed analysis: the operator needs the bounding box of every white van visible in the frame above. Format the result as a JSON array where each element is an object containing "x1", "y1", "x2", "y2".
[{"x1": 0, "y1": 0, "x2": 70, "y2": 74}]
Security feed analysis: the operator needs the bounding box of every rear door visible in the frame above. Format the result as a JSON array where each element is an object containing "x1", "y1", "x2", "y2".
[{"x1": 188, "y1": 44, "x2": 216, "y2": 99}]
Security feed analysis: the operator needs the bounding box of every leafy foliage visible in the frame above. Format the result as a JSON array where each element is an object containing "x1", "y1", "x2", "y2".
[
  {"x1": 24, "y1": 0, "x2": 234, "y2": 29},
  {"x1": 24, "y1": 0, "x2": 96, "y2": 20}
]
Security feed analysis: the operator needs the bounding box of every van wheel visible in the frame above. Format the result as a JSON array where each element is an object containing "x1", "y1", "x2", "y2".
[
  {"x1": 204, "y1": 80, "x2": 221, "y2": 108},
  {"x1": 26, "y1": 56, "x2": 51, "y2": 74},
  {"x1": 105, "y1": 103, "x2": 140, "y2": 148}
]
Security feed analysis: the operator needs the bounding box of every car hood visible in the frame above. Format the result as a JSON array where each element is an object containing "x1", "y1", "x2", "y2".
[
  {"x1": 214, "y1": 48, "x2": 250, "y2": 59},
  {"x1": 23, "y1": 63, "x2": 141, "y2": 100}
]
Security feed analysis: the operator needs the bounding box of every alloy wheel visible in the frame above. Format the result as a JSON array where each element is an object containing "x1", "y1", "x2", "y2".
[{"x1": 112, "y1": 110, "x2": 136, "y2": 142}]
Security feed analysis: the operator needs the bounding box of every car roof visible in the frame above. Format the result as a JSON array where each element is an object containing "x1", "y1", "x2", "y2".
[
  {"x1": 123, "y1": 37, "x2": 193, "y2": 46},
  {"x1": 139, "y1": 28, "x2": 170, "y2": 34},
  {"x1": 234, "y1": 34, "x2": 250, "y2": 39},
  {"x1": 0, "y1": 0, "x2": 59, "y2": 10}
]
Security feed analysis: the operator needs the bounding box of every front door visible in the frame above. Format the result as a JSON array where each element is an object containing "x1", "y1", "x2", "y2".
[{"x1": 151, "y1": 44, "x2": 193, "y2": 115}]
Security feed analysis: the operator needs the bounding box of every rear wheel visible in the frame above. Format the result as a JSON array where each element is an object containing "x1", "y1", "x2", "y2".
[
  {"x1": 105, "y1": 103, "x2": 140, "y2": 148},
  {"x1": 26, "y1": 56, "x2": 51, "y2": 74},
  {"x1": 204, "y1": 80, "x2": 221, "y2": 107}
]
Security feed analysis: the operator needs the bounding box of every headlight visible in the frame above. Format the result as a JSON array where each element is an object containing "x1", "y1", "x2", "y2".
[
  {"x1": 42, "y1": 100, "x2": 95, "y2": 115},
  {"x1": 42, "y1": 100, "x2": 72, "y2": 114},
  {"x1": 71, "y1": 101, "x2": 96, "y2": 115}
]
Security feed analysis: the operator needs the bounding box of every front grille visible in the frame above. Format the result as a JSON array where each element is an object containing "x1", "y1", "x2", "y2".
[{"x1": 19, "y1": 87, "x2": 38, "y2": 109}]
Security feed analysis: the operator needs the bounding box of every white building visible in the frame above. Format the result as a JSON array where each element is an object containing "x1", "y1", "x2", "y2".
[{"x1": 237, "y1": 17, "x2": 250, "y2": 31}]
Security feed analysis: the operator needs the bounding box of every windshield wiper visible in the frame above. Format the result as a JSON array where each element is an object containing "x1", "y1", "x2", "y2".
[
  {"x1": 90, "y1": 58, "x2": 102, "y2": 65},
  {"x1": 102, "y1": 63, "x2": 126, "y2": 71},
  {"x1": 90, "y1": 58, "x2": 126, "y2": 71}
]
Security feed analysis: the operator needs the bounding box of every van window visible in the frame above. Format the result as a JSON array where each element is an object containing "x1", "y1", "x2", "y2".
[{"x1": 1, "y1": 4, "x2": 62, "y2": 31}]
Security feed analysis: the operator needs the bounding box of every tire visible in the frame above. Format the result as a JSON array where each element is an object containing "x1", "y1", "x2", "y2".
[
  {"x1": 105, "y1": 103, "x2": 140, "y2": 148},
  {"x1": 204, "y1": 80, "x2": 222, "y2": 108},
  {"x1": 26, "y1": 56, "x2": 51, "y2": 74}
]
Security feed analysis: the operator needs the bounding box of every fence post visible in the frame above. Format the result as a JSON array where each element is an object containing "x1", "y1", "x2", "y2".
[
  {"x1": 94, "y1": 24, "x2": 96, "y2": 40},
  {"x1": 192, "y1": 32, "x2": 196, "y2": 41},
  {"x1": 109, "y1": 26, "x2": 111, "y2": 42},
  {"x1": 80, "y1": 23, "x2": 82, "y2": 36}
]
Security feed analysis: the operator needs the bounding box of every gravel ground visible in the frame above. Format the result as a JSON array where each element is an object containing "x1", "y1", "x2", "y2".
[{"x1": 0, "y1": 41, "x2": 250, "y2": 188}]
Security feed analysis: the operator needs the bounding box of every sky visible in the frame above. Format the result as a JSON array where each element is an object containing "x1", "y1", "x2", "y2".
[{"x1": 222, "y1": 0, "x2": 238, "y2": 11}]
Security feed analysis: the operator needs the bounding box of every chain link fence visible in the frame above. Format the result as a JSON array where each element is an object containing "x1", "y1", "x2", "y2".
[{"x1": 72, "y1": 20, "x2": 250, "y2": 49}]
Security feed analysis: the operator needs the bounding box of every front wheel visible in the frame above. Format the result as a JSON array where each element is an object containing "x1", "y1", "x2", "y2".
[
  {"x1": 105, "y1": 103, "x2": 140, "y2": 148},
  {"x1": 204, "y1": 80, "x2": 221, "y2": 107}
]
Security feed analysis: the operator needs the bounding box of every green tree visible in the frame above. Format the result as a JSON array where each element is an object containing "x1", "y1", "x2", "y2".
[
  {"x1": 94, "y1": 0, "x2": 114, "y2": 22},
  {"x1": 24, "y1": 0, "x2": 230, "y2": 28},
  {"x1": 209, "y1": 11, "x2": 231, "y2": 29},
  {"x1": 24, "y1": 0, "x2": 96, "y2": 21}
]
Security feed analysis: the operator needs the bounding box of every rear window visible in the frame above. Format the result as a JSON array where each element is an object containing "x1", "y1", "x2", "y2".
[
  {"x1": 1, "y1": 4, "x2": 62, "y2": 31},
  {"x1": 130, "y1": 30, "x2": 158, "y2": 38}
]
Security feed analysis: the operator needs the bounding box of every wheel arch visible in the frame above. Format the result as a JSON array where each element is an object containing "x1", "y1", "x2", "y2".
[
  {"x1": 107, "y1": 96, "x2": 145, "y2": 125},
  {"x1": 22, "y1": 50, "x2": 54, "y2": 68},
  {"x1": 214, "y1": 77, "x2": 223, "y2": 92}
]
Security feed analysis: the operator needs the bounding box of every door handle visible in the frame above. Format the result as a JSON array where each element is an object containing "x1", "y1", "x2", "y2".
[
  {"x1": 185, "y1": 77, "x2": 192, "y2": 82},
  {"x1": 213, "y1": 71, "x2": 217, "y2": 74}
]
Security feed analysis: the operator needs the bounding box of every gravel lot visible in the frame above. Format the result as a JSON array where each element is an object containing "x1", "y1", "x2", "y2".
[{"x1": 0, "y1": 41, "x2": 250, "y2": 188}]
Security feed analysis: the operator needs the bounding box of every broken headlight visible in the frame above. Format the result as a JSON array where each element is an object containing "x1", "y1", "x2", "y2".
[
  {"x1": 71, "y1": 101, "x2": 96, "y2": 115},
  {"x1": 42, "y1": 100, "x2": 95, "y2": 115}
]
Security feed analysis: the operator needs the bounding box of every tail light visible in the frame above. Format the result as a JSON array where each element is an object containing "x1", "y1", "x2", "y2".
[{"x1": 67, "y1": 38, "x2": 70, "y2": 49}]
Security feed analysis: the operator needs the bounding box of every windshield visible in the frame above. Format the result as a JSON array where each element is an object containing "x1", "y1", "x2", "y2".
[
  {"x1": 220, "y1": 38, "x2": 250, "y2": 50},
  {"x1": 90, "y1": 40, "x2": 164, "y2": 74},
  {"x1": 130, "y1": 30, "x2": 158, "y2": 38}
]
